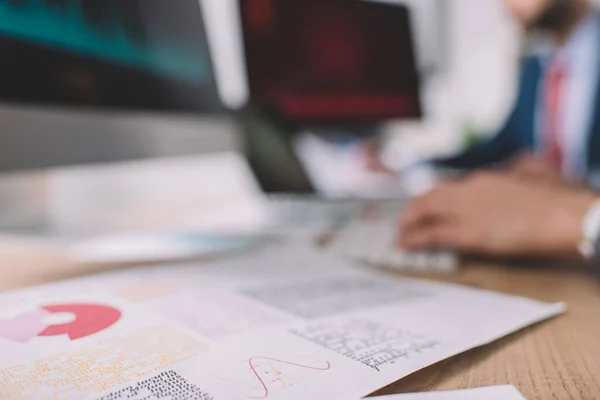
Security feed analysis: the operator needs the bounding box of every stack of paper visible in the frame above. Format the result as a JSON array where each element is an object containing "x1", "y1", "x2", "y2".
[{"x1": 0, "y1": 245, "x2": 561, "y2": 399}]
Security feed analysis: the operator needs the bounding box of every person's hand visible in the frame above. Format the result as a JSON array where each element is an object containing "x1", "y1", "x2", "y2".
[
  {"x1": 507, "y1": 153, "x2": 565, "y2": 184},
  {"x1": 399, "y1": 172, "x2": 598, "y2": 258}
]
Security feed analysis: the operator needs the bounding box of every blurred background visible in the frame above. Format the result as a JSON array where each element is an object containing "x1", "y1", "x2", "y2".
[{"x1": 0, "y1": 0, "x2": 578, "y2": 237}]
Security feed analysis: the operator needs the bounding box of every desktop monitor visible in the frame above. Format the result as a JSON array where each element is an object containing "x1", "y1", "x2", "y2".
[
  {"x1": 238, "y1": 0, "x2": 423, "y2": 126},
  {"x1": 0, "y1": 0, "x2": 236, "y2": 171}
]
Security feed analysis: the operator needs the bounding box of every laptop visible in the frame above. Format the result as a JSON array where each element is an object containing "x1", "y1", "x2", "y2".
[{"x1": 237, "y1": 0, "x2": 457, "y2": 271}]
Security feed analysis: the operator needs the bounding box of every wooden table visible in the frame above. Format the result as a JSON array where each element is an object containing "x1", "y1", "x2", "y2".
[{"x1": 1, "y1": 244, "x2": 599, "y2": 400}]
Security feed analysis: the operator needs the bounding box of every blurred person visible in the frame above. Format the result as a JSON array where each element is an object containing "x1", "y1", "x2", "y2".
[
  {"x1": 438, "y1": 0, "x2": 600, "y2": 189},
  {"x1": 396, "y1": 0, "x2": 600, "y2": 261},
  {"x1": 399, "y1": 172, "x2": 600, "y2": 262}
]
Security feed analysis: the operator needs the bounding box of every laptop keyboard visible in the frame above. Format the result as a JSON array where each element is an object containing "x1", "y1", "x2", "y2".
[
  {"x1": 267, "y1": 195, "x2": 458, "y2": 272},
  {"x1": 328, "y1": 218, "x2": 458, "y2": 273},
  {"x1": 267, "y1": 194, "x2": 361, "y2": 228}
]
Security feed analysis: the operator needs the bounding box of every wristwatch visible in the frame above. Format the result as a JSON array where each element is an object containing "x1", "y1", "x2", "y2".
[{"x1": 578, "y1": 199, "x2": 600, "y2": 263}]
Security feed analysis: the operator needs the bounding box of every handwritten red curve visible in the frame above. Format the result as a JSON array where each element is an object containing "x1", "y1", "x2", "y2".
[{"x1": 246, "y1": 356, "x2": 331, "y2": 399}]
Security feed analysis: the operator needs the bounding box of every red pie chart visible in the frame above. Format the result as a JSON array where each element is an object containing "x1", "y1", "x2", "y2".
[{"x1": 0, "y1": 303, "x2": 122, "y2": 343}]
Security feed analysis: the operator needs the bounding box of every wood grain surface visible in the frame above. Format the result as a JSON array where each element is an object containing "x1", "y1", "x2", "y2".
[{"x1": 1, "y1": 246, "x2": 599, "y2": 400}]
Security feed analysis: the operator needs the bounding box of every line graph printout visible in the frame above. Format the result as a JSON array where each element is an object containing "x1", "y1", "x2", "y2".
[
  {"x1": 214, "y1": 355, "x2": 331, "y2": 399},
  {"x1": 190, "y1": 333, "x2": 373, "y2": 400}
]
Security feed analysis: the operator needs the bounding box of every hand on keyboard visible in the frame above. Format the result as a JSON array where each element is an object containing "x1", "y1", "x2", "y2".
[{"x1": 327, "y1": 203, "x2": 458, "y2": 273}]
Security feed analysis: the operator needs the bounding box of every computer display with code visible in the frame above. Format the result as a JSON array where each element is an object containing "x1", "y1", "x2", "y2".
[{"x1": 239, "y1": 0, "x2": 422, "y2": 124}]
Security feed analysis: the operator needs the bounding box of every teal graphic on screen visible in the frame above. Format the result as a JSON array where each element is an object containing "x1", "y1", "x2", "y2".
[{"x1": 0, "y1": 0, "x2": 209, "y2": 84}]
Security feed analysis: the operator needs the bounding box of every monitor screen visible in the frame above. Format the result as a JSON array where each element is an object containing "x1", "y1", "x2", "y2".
[
  {"x1": 0, "y1": 0, "x2": 222, "y2": 112},
  {"x1": 239, "y1": 0, "x2": 422, "y2": 124}
]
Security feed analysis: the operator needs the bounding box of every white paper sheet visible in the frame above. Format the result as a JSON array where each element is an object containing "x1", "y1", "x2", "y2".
[
  {"x1": 369, "y1": 385, "x2": 527, "y2": 399},
  {"x1": 0, "y1": 246, "x2": 563, "y2": 400},
  {"x1": 0, "y1": 295, "x2": 211, "y2": 400}
]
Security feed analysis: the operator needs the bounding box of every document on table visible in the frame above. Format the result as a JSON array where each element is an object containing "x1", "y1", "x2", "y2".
[
  {"x1": 370, "y1": 385, "x2": 527, "y2": 399},
  {"x1": 0, "y1": 245, "x2": 563, "y2": 400}
]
